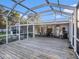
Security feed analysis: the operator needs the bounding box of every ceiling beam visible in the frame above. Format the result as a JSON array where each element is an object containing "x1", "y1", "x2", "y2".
[
  {"x1": 34, "y1": 3, "x2": 75, "y2": 10},
  {"x1": 29, "y1": 3, "x2": 75, "y2": 11},
  {"x1": 12, "y1": 0, "x2": 37, "y2": 14},
  {"x1": 0, "y1": 4, "x2": 24, "y2": 14},
  {"x1": 45, "y1": 0, "x2": 54, "y2": 12},
  {"x1": 57, "y1": 0, "x2": 62, "y2": 15},
  {"x1": 37, "y1": 9, "x2": 72, "y2": 15},
  {"x1": 24, "y1": 2, "x2": 75, "y2": 14}
]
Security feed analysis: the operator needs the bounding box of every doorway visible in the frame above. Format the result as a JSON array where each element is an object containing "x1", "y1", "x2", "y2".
[{"x1": 46, "y1": 28, "x2": 52, "y2": 37}]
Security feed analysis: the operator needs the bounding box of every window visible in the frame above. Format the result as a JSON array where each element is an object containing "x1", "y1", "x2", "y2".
[
  {"x1": 28, "y1": 25, "x2": 33, "y2": 37},
  {"x1": 76, "y1": 41, "x2": 79, "y2": 55},
  {"x1": 28, "y1": 25, "x2": 33, "y2": 32},
  {"x1": 11, "y1": 26, "x2": 19, "y2": 34},
  {"x1": 77, "y1": 3, "x2": 79, "y2": 39},
  {"x1": 76, "y1": 3, "x2": 79, "y2": 56}
]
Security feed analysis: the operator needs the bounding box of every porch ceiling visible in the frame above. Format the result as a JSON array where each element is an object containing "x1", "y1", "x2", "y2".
[{"x1": 0, "y1": 0, "x2": 77, "y2": 22}]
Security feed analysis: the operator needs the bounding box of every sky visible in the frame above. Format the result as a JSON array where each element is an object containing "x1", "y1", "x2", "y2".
[{"x1": 0, "y1": 0, "x2": 78, "y2": 22}]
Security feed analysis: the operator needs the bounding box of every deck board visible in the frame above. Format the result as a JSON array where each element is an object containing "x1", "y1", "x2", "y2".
[{"x1": 0, "y1": 37, "x2": 76, "y2": 59}]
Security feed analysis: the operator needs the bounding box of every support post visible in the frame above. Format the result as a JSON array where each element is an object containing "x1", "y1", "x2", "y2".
[
  {"x1": 5, "y1": 2, "x2": 20, "y2": 44},
  {"x1": 74, "y1": 9, "x2": 77, "y2": 52},
  {"x1": 33, "y1": 24, "x2": 35, "y2": 38},
  {"x1": 6, "y1": 18, "x2": 8, "y2": 44},
  {"x1": 27, "y1": 24, "x2": 28, "y2": 39},
  {"x1": 68, "y1": 18, "x2": 73, "y2": 49},
  {"x1": 69, "y1": 19, "x2": 73, "y2": 45},
  {"x1": 40, "y1": 26, "x2": 41, "y2": 33},
  {"x1": 19, "y1": 18, "x2": 21, "y2": 40}
]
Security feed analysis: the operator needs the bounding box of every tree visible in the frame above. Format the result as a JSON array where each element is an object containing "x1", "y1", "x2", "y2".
[
  {"x1": 4, "y1": 10, "x2": 20, "y2": 25},
  {"x1": 0, "y1": 7, "x2": 6, "y2": 29}
]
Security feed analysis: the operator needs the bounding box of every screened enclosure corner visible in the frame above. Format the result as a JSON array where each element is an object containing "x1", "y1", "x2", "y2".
[
  {"x1": 0, "y1": 0, "x2": 77, "y2": 44},
  {"x1": 0, "y1": 1, "x2": 79, "y2": 58}
]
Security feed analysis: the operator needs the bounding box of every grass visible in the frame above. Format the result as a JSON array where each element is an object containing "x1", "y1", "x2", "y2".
[
  {"x1": 0, "y1": 35, "x2": 6, "y2": 44},
  {"x1": 0, "y1": 32, "x2": 6, "y2": 42},
  {"x1": 0, "y1": 32, "x2": 6, "y2": 35}
]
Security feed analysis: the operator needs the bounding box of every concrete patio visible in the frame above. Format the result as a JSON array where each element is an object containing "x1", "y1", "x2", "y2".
[{"x1": 0, "y1": 37, "x2": 76, "y2": 59}]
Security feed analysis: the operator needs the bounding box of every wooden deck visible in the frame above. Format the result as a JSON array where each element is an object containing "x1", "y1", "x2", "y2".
[{"x1": 0, "y1": 37, "x2": 76, "y2": 59}]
